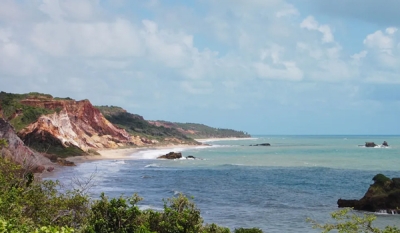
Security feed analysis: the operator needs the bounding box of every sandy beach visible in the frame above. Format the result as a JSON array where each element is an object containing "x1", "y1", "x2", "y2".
[{"x1": 67, "y1": 137, "x2": 254, "y2": 163}]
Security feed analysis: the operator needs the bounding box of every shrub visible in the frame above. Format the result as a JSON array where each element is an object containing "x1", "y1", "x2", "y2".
[
  {"x1": 234, "y1": 228, "x2": 263, "y2": 233},
  {"x1": 373, "y1": 174, "x2": 391, "y2": 185},
  {"x1": 307, "y1": 208, "x2": 400, "y2": 233}
]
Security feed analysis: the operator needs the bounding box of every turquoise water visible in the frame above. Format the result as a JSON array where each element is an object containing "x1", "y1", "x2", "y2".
[{"x1": 49, "y1": 135, "x2": 400, "y2": 232}]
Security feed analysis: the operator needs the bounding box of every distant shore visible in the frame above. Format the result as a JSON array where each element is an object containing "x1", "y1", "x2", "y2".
[{"x1": 67, "y1": 137, "x2": 254, "y2": 163}]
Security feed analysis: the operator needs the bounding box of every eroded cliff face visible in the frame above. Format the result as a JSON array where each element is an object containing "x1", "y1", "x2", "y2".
[
  {"x1": 0, "y1": 118, "x2": 51, "y2": 172},
  {"x1": 18, "y1": 98, "x2": 153, "y2": 152}
]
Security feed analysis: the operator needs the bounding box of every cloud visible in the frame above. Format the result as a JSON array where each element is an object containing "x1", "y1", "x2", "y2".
[
  {"x1": 300, "y1": 16, "x2": 334, "y2": 43},
  {"x1": 0, "y1": 0, "x2": 399, "y2": 134}
]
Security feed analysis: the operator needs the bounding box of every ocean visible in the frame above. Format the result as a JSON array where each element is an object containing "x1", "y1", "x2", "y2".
[{"x1": 47, "y1": 135, "x2": 400, "y2": 232}]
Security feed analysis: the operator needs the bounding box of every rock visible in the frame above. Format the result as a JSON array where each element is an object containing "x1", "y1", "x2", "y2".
[
  {"x1": 382, "y1": 141, "x2": 389, "y2": 147},
  {"x1": 186, "y1": 155, "x2": 196, "y2": 159},
  {"x1": 365, "y1": 142, "x2": 377, "y2": 147},
  {"x1": 157, "y1": 152, "x2": 182, "y2": 159},
  {"x1": 0, "y1": 118, "x2": 51, "y2": 173},
  {"x1": 338, "y1": 174, "x2": 400, "y2": 213},
  {"x1": 57, "y1": 158, "x2": 76, "y2": 166},
  {"x1": 46, "y1": 166, "x2": 55, "y2": 172},
  {"x1": 33, "y1": 165, "x2": 46, "y2": 173},
  {"x1": 250, "y1": 143, "x2": 271, "y2": 146}
]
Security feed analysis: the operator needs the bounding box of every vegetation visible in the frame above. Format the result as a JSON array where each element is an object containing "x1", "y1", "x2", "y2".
[
  {"x1": 166, "y1": 122, "x2": 251, "y2": 139},
  {"x1": 308, "y1": 208, "x2": 400, "y2": 233},
  {"x1": 96, "y1": 105, "x2": 197, "y2": 143},
  {"x1": 373, "y1": 174, "x2": 391, "y2": 185},
  {"x1": 0, "y1": 148, "x2": 262, "y2": 233},
  {"x1": 0, "y1": 92, "x2": 56, "y2": 131}
]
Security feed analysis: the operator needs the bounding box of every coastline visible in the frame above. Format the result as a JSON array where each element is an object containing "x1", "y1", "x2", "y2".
[{"x1": 67, "y1": 137, "x2": 253, "y2": 163}]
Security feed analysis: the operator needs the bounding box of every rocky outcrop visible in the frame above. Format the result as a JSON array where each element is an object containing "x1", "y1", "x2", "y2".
[
  {"x1": 338, "y1": 174, "x2": 400, "y2": 213},
  {"x1": 250, "y1": 143, "x2": 271, "y2": 146},
  {"x1": 18, "y1": 98, "x2": 149, "y2": 152},
  {"x1": 157, "y1": 152, "x2": 182, "y2": 159},
  {"x1": 364, "y1": 141, "x2": 389, "y2": 147},
  {"x1": 365, "y1": 142, "x2": 377, "y2": 147},
  {"x1": 0, "y1": 118, "x2": 52, "y2": 172},
  {"x1": 382, "y1": 141, "x2": 389, "y2": 147}
]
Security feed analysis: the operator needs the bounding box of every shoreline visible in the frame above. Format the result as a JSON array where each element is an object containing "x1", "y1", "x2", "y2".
[{"x1": 67, "y1": 137, "x2": 253, "y2": 163}]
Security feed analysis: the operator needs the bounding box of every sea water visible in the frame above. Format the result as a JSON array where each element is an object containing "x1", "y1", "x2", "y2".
[{"x1": 47, "y1": 135, "x2": 400, "y2": 232}]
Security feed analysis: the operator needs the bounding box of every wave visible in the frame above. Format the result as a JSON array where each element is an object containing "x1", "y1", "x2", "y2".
[{"x1": 144, "y1": 163, "x2": 160, "y2": 168}]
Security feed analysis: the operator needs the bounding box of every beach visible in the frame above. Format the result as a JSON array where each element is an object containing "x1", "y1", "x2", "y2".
[{"x1": 67, "y1": 137, "x2": 254, "y2": 163}]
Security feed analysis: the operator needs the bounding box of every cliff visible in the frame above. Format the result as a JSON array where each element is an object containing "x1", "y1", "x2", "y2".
[
  {"x1": 96, "y1": 106, "x2": 200, "y2": 145},
  {"x1": 0, "y1": 118, "x2": 52, "y2": 172},
  {"x1": 0, "y1": 92, "x2": 157, "y2": 157},
  {"x1": 148, "y1": 121, "x2": 251, "y2": 139},
  {"x1": 338, "y1": 174, "x2": 400, "y2": 214}
]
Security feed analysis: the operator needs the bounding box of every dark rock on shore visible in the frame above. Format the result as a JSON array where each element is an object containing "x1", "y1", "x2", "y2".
[
  {"x1": 57, "y1": 158, "x2": 75, "y2": 166},
  {"x1": 157, "y1": 152, "x2": 182, "y2": 159},
  {"x1": 250, "y1": 143, "x2": 271, "y2": 146},
  {"x1": 337, "y1": 174, "x2": 400, "y2": 213}
]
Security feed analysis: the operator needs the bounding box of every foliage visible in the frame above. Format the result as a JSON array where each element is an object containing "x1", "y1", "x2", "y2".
[
  {"x1": 168, "y1": 122, "x2": 250, "y2": 139},
  {"x1": 307, "y1": 208, "x2": 400, "y2": 233},
  {"x1": 0, "y1": 219, "x2": 75, "y2": 233},
  {"x1": 0, "y1": 139, "x2": 7, "y2": 149},
  {"x1": 0, "y1": 91, "x2": 55, "y2": 131},
  {"x1": 0, "y1": 156, "x2": 90, "y2": 232},
  {"x1": 83, "y1": 193, "x2": 144, "y2": 233},
  {"x1": 373, "y1": 174, "x2": 391, "y2": 185},
  {"x1": 95, "y1": 106, "x2": 197, "y2": 143},
  {"x1": 233, "y1": 228, "x2": 263, "y2": 233}
]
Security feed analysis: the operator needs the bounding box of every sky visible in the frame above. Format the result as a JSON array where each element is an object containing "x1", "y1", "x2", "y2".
[{"x1": 0, "y1": 0, "x2": 399, "y2": 135}]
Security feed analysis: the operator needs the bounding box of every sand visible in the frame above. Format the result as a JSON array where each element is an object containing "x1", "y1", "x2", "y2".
[{"x1": 66, "y1": 137, "x2": 254, "y2": 163}]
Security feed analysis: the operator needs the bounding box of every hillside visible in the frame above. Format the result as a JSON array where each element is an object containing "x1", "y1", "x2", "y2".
[
  {"x1": 95, "y1": 106, "x2": 200, "y2": 145},
  {"x1": 149, "y1": 121, "x2": 251, "y2": 139}
]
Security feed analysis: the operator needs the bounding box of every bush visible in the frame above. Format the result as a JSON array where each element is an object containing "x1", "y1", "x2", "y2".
[
  {"x1": 307, "y1": 208, "x2": 400, "y2": 233},
  {"x1": 373, "y1": 174, "x2": 391, "y2": 185},
  {"x1": 234, "y1": 228, "x2": 263, "y2": 233},
  {"x1": 0, "y1": 156, "x2": 90, "y2": 232}
]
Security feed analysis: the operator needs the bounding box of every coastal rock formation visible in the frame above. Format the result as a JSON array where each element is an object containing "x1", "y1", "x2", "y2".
[
  {"x1": 337, "y1": 174, "x2": 400, "y2": 213},
  {"x1": 365, "y1": 142, "x2": 377, "y2": 147},
  {"x1": 157, "y1": 152, "x2": 182, "y2": 159},
  {"x1": 17, "y1": 98, "x2": 148, "y2": 153},
  {"x1": 0, "y1": 118, "x2": 52, "y2": 172},
  {"x1": 382, "y1": 141, "x2": 389, "y2": 147},
  {"x1": 250, "y1": 143, "x2": 271, "y2": 146},
  {"x1": 364, "y1": 141, "x2": 389, "y2": 147}
]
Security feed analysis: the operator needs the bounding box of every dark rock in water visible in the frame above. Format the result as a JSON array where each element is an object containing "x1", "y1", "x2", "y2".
[
  {"x1": 186, "y1": 155, "x2": 196, "y2": 159},
  {"x1": 365, "y1": 142, "x2": 377, "y2": 147},
  {"x1": 250, "y1": 143, "x2": 271, "y2": 146},
  {"x1": 382, "y1": 141, "x2": 389, "y2": 147},
  {"x1": 46, "y1": 166, "x2": 55, "y2": 172},
  {"x1": 338, "y1": 174, "x2": 400, "y2": 213},
  {"x1": 157, "y1": 152, "x2": 182, "y2": 159}
]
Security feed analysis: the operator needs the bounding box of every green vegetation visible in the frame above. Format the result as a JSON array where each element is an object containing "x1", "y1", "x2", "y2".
[
  {"x1": 308, "y1": 208, "x2": 400, "y2": 233},
  {"x1": 0, "y1": 91, "x2": 55, "y2": 131},
  {"x1": 96, "y1": 105, "x2": 197, "y2": 143},
  {"x1": 373, "y1": 174, "x2": 391, "y2": 185},
  {"x1": 169, "y1": 122, "x2": 250, "y2": 139},
  {"x1": 0, "y1": 153, "x2": 264, "y2": 233}
]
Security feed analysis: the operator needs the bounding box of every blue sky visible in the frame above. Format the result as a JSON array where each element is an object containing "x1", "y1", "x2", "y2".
[{"x1": 0, "y1": 0, "x2": 399, "y2": 135}]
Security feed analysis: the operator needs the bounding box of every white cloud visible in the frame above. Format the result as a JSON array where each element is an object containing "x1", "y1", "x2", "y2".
[
  {"x1": 363, "y1": 30, "x2": 394, "y2": 50},
  {"x1": 300, "y1": 16, "x2": 334, "y2": 43}
]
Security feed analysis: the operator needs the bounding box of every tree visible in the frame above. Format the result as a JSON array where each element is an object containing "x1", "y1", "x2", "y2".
[{"x1": 307, "y1": 208, "x2": 400, "y2": 233}]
